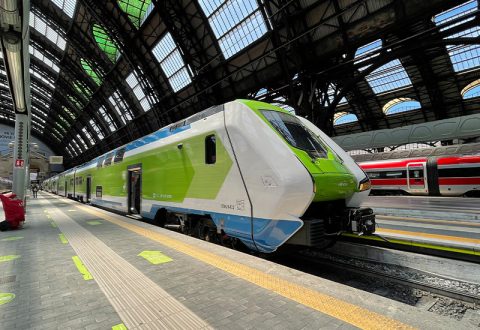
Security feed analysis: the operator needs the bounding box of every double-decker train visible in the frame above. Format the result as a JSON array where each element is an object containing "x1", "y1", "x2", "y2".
[
  {"x1": 44, "y1": 100, "x2": 375, "y2": 253},
  {"x1": 359, "y1": 155, "x2": 480, "y2": 196}
]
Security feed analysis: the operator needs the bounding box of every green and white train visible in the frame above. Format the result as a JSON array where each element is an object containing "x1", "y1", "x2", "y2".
[{"x1": 44, "y1": 100, "x2": 375, "y2": 252}]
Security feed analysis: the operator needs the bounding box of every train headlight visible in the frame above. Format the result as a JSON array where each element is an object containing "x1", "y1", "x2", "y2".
[{"x1": 358, "y1": 177, "x2": 371, "y2": 192}]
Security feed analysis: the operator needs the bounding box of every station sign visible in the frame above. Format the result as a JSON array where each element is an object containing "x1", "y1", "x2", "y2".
[{"x1": 14, "y1": 159, "x2": 24, "y2": 168}]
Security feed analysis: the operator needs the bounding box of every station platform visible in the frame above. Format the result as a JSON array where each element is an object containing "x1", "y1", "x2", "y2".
[{"x1": 0, "y1": 192, "x2": 468, "y2": 329}]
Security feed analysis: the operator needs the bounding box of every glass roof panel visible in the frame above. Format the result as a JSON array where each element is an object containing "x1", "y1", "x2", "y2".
[
  {"x1": 30, "y1": 12, "x2": 66, "y2": 51},
  {"x1": 51, "y1": 0, "x2": 77, "y2": 18},
  {"x1": 198, "y1": 0, "x2": 267, "y2": 58},
  {"x1": 364, "y1": 59, "x2": 413, "y2": 94},
  {"x1": 108, "y1": 91, "x2": 133, "y2": 124},
  {"x1": 152, "y1": 32, "x2": 192, "y2": 91},
  {"x1": 126, "y1": 71, "x2": 151, "y2": 111},
  {"x1": 117, "y1": 0, "x2": 152, "y2": 28},
  {"x1": 81, "y1": 128, "x2": 95, "y2": 146},
  {"x1": 461, "y1": 79, "x2": 480, "y2": 98},
  {"x1": 29, "y1": 45, "x2": 60, "y2": 73},
  {"x1": 98, "y1": 106, "x2": 117, "y2": 132},
  {"x1": 334, "y1": 113, "x2": 358, "y2": 125},
  {"x1": 354, "y1": 39, "x2": 382, "y2": 69},
  {"x1": 327, "y1": 84, "x2": 347, "y2": 105},
  {"x1": 89, "y1": 119, "x2": 104, "y2": 140},
  {"x1": 92, "y1": 24, "x2": 119, "y2": 62},
  {"x1": 434, "y1": 1, "x2": 480, "y2": 72},
  {"x1": 80, "y1": 59, "x2": 102, "y2": 85},
  {"x1": 383, "y1": 98, "x2": 421, "y2": 115},
  {"x1": 62, "y1": 106, "x2": 76, "y2": 119}
]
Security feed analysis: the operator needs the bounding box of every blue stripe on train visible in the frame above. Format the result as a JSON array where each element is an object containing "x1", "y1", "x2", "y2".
[
  {"x1": 125, "y1": 125, "x2": 191, "y2": 152},
  {"x1": 142, "y1": 204, "x2": 303, "y2": 253}
]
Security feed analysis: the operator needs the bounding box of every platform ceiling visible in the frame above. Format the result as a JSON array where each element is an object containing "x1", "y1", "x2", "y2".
[{"x1": 3, "y1": 0, "x2": 480, "y2": 166}]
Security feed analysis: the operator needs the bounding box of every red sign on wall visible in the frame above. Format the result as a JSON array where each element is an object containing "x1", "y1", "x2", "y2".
[{"x1": 14, "y1": 159, "x2": 24, "y2": 168}]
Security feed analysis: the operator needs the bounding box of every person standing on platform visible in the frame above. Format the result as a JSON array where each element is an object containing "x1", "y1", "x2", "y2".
[{"x1": 32, "y1": 184, "x2": 38, "y2": 199}]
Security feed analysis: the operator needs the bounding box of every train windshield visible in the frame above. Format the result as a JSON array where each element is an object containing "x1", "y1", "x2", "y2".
[{"x1": 262, "y1": 110, "x2": 327, "y2": 159}]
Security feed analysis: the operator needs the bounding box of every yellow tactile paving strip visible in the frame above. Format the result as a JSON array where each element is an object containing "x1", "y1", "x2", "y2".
[
  {"x1": 42, "y1": 201, "x2": 211, "y2": 330},
  {"x1": 75, "y1": 203, "x2": 415, "y2": 330}
]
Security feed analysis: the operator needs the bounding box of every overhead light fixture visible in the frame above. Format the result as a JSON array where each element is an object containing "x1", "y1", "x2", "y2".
[{"x1": 2, "y1": 31, "x2": 26, "y2": 113}]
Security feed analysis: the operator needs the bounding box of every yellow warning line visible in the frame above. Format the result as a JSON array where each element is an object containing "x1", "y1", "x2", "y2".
[
  {"x1": 377, "y1": 228, "x2": 480, "y2": 245},
  {"x1": 76, "y1": 204, "x2": 414, "y2": 330},
  {"x1": 342, "y1": 233, "x2": 479, "y2": 256},
  {"x1": 378, "y1": 215, "x2": 480, "y2": 227},
  {"x1": 72, "y1": 256, "x2": 93, "y2": 280}
]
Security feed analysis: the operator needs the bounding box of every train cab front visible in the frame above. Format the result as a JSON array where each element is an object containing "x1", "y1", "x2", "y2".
[{"x1": 287, "y1": 152, "x2": 376, "y2": 248}]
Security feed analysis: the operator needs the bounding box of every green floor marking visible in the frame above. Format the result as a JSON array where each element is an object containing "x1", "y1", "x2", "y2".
[
  {"x1": 58, "y1": 234, "x2": 68, "y2": 244},
  {"x1": 112, "y1": 324, "x2": 127, "y2": 330},
  {"x1": 0, "y1": 236, "x2": 23, "y2": 242},
  {"x1": 0, "y1": 255, "x2": 20, "y2": 263},
  {"x1": 72, "y1": 256, "x2": 93, "y2": 280},
  {"x1": 50, "y1": 221, "x2": 57, "y2": 228},
  {"x1": 0, "y1": 293, "x2": 15, "y2": 305},
  {"x1": 87, "y1": 221, "x2": 102, "y2": 226},
  {"x1": 138, "y1": 251, "x2": 173, "y2": 265}
]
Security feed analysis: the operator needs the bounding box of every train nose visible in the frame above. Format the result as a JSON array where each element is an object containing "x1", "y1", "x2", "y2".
[{"x1": 312, "y1": 173, "x2": 357, "y2": 202}]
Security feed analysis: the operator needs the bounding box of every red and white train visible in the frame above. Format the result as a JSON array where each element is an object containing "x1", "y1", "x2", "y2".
[{"x1": 358, "y1": 155, "x2": 480, "y2": 196}]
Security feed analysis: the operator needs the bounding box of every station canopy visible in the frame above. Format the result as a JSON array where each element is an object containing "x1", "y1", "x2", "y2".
[{"x1": 7, "y1": 0, "x2": 480, "y2": 166}]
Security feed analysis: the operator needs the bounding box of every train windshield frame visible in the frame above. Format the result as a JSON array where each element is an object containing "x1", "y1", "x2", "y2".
[{"x1": 261, "y1": 110, "x2": 328, "y2": 159}]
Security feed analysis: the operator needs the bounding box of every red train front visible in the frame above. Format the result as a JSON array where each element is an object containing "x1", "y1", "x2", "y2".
[{"x1": 358, "y1": 155, "x2": 480, "y2": 197}]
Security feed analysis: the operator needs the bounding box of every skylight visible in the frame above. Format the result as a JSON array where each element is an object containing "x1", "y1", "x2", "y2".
[
  {"x1": 80, "y1": 59, "x2": 102, "y2": 85},
  {"x1": 117, "y1": 0, "x2": 152, "y2": 28},
  {"x1": 108, "y1": 91, "x2": 133, "y2": 125},
  {"x1": 354, "y1": 39, "x2": 413, "y2": 94},
  {"x1": 126, "y1": 71, "x2": 151, "y2": 111},
  {"x1": 29, "y1": 12, "x2": 66, "y2": 51},
  {"x1": 62, "y1": 106, "x2": 76, "y2": 119},
  {"x1": 98, "y1": 106, "x2": 117, "y2": 132},
  {"x1": 81, "y1": 128, "x2": 95, "y2": 146},
  {"x1": 77, "y1": 135, "x2": 88, "y2": 150},
  {"x1": 198, "y1": 0, "x2": 268, "y2": 58},
  {"x1": 434, "y1": 1, "x2": 480, "y2": 72},
  {"x1": 30, "y1": 69, "x2": 55, "y2": 90},
  {"x1": 71, "y1": 138, "x2": 84, "y2": 152},
  {"x1": 51, "y1": 0, "x2": 77, "y2": 18},
  {"x1": 29, "y1": 46, "x2": 60, "y2": 73},
  {"x1": 68, "y1": 94, "x2": 83, "y2": 110},
  {"x1": 152, "y1": 32, "x2": 192, "y2": 92},
  {"x1": 383, "y1": 98, "x2": 421, "y2": 115},
  {"x1": 89, "y1": 119, "x2": 104, "y2": 140},
  {"x1": 334, "y1": 112, "x2": 358, "y2": 125},
  {"x1": 92, "y1": 24, "x2": 119, "y2": 62},
  {"x1": 461, "y1": 79, "x2": 480, "y2": 99},
  {"x1": 327, "y1": 84, "x2": 348, "y2": 105}
]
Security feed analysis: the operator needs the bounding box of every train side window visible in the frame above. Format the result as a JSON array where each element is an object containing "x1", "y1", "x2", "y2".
[
  {"x1": 410, "y1": 169, "x2": 423, "y2": 178},
  {"x1": 103, "y1": 152, "x2": 114, "y2": 167},
  {"x1": 205, "y1": 134, "x2": 216, "y2": 164},
  {"x1": 385, "y1": 171, "x2": 404, "y2": 178},
  {"x1": 97, "y1": 156, "x2": 105, "y2": 168},
  {"x1": 113, "y1": 148, "x2": 126, "y2": 164},
  {"x1": 367, "y1": 172, "x2": 380, "y2": 178}
]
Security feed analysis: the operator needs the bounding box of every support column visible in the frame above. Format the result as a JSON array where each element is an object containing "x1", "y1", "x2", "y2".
[{"x1": 12, "y1": 114, "x2": 29, "y2": 201}]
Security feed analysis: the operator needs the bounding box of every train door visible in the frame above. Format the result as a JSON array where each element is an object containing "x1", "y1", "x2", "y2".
[
  {"x1": 64, "y1": 180, "x2": 67, "y2": 196},
  {"x1": 128, "y1": 165, "x2": 142, "y2": 214},
  {"x1": 407, "y1": 163, "x2": 427, "y2": 193},
  {"x1": 86, "y1": 177, "x2": 92, "y2": 202}
]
